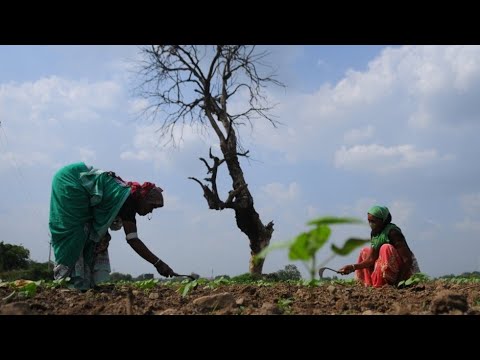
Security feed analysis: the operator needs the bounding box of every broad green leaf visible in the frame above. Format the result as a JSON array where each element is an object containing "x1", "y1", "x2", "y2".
[
  {"x1": 289, "y1": 226, "x2": 331, "y2": 260},
  {"x1": 307, "y1": 216, "x2": 363, "y2": 227},
  {"x1": 288, "y1": 232, "x2": 310, "y2": 260},
  {"x1": 331, "y1": 238, "x2": 370, "y2": 256},
  {"x1": 405, "y1": 277, "x2": 418, "y2": 286},
  {"x1": 306, "y1": 225, "x2": 331, "y2": 254},
  {"x1": 254, "y1": 240, "x2": 293, "y2": 262},
  {"x1": 19, "y1": 282, "x2": 37, "y2": 298},
  {"x1": 414, "y1": 273, "x2": 430, "y2": 281},
  {"x1": 181, "y1": 284, "x2": 191, "y2": 297}
]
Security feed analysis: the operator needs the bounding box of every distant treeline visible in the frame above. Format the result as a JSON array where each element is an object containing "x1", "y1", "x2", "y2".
[
  {"x1": 438, "y1": 271, "x2": 480, "y2": 279},
  {"x1": 0, "y1": 241, "x2": 53, "y2": 281}
]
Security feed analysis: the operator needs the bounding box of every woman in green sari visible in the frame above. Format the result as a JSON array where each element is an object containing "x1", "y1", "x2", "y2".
[{"x1": 49, "y1": 162, "x2": 175, "y2": 290}]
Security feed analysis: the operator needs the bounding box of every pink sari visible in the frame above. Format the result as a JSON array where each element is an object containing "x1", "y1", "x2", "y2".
[{"x1": 355, "y1": 244, "x2": 418, "y2": 288}]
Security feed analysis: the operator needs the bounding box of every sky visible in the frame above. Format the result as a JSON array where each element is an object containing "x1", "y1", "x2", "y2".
[{"x1": 1, "y1": 45, "x2": 479, "y2": 280}]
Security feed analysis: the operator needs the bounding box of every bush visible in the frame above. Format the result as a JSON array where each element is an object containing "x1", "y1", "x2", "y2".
[
  {"x1": 261, "y1": 265, "x2": 302, "y2": 282},
  {"x1": 133, "y1": 273, "x2": 154, "y2": 281},
  {"x1": 214, "y1": 274, "x2": 230, "y2": 280},
  {"x1": 110, "y1": 272, "x2": 133, "y2": 282},
  {"x1": 230, "y1": 272, "x2": 261, "y2": 282},
  {"x1": 274, "y1": 264, "x2": 302, "y2": 281},
  {"x1": 0, "y1": 242, "x2": 30, "y2": 272},
  {"x1": 0, "y1": 261, "x2": 53, "y2": 281}
]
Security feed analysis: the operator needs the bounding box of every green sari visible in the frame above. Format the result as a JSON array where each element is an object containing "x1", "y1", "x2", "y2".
[{"x1": 49, "y1": 162, "x2": 131, "y2": 289}]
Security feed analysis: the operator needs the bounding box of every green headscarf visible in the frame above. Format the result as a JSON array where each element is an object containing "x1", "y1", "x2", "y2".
[{"x1": 368, "y1": 205, "x2": 390, "y2": 222}]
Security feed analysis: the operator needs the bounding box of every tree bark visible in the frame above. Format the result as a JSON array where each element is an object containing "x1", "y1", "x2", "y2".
[{"x1": 220, "y1": 131, "x2": 274, "y2": 275}]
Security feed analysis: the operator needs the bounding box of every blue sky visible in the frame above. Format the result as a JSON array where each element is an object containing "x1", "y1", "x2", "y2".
[{"x1": 1, "y1": 45, "x2": 479, "y2": 279}]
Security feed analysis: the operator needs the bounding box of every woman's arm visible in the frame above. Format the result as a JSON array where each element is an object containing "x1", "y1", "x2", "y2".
[
  {"x1": 123, "y1": 220, "x2": 175, "y2": 277},
  {"x1": 339, "y1": 247, "x2": 379, "y2": 274}
]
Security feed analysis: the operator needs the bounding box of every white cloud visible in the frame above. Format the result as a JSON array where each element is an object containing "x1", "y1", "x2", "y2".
[
  {"x1": 332, "y1": 62, "x2": 395, "y2": 107},
  {"x1": 0, "y1": 77, "x2": 122, "y2": 118},
  {"x1": 253, "y1": 45, "x2": 480, "y2": 167},
  {"x1": 0, "y1": 76, "x2": 128, "y2": 175},
  {"x1": 261, "y1": 182, "x2": 300, "y2": 203},
  {"x1": 408, "y1": 107, "x2": 432, "y2": 129},
  {"x1": 343, "y1": 125, "x2": 374, "y2": 144},
  {"x1": 389, "y1": 200, "x2": 414, "y2": 225},
  {"x1": 444, "y1": 46, "x2": 480, "y2": 92},
  {"x1": 119, "y1": 123, "x2": 214, "y2": 170},
  {"x1": 334, "y1": 144, "x2": 441, "y2": 174},
  {"x1": 128, "y1": 98, "x2": 149, "y2": 115},
  {"x1": 341, "y1": 197, "x2": 378, "y2": 219},
  {"x1": 77, "y1": 147, "x2": 96, "y2": 163},
  {"x1": 0, "y1": 151, "x2": 53, "y2": 173},
  {"x1": 120, "y1": 149, "x2": 170, "y2": 171}
]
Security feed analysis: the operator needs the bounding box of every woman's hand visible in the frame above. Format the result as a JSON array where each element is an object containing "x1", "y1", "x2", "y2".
[
  {"x1": 154, "y1": 259, "x2": 175, "y2": 277},
  {"x1": 95, "y1": 233, "x2": 111, "y2": 254},
  {"x1": 338, "y1": 264, "x2": 356, "y2": 275}
]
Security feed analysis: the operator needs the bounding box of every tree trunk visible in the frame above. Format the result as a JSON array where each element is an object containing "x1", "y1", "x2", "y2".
[{"x1": 220, "y1": 139, "x2": 274, "y2": 275}]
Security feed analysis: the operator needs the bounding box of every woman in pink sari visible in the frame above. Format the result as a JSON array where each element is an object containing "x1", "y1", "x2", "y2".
[{"x1": 338, "y1": 205, "x2": 420, "y2": 288}]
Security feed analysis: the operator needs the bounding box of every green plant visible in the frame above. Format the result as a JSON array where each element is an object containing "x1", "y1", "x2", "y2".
[
  {"x1": 277, "y1": 297, "x2": 294, "y2": 314},
  {"x1": 397, "y1": 272, "x2": 430, "y2": 288},
  {"x1": 18, "y1": 282, "x2": 38, "y2": 298},
  {"x1": 48, "y1": 277, "x2": 71, "y2": 288},
  {"x1": 2, "y1": 280, "x2": 41, "y2": 302},
  {"x1": 255, "y1": 216, "x2": 369, "y2": 281},
  {"x1": 177, "y1": 279, "x2": 199, "y2": 297},
  {"x1": 133, "y1": 278, "x2": 159, "y2": 291},
  {"x1": 274, "y1": 264, "x2": 302, "y2": 281}
]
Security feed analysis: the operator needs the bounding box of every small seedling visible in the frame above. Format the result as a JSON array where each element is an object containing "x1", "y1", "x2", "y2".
[
  {"x1": 277, "y1": 297, "x2": 294, "y2": 314},
  {"x1": 177, "y1": 279, "x2": 199, "y2": 297},
  {"x1": 134, "y1": 279, "x2": 159, "y2": 291},
  {"x1": 397, "y1": 272, "x2": 430, "y2": 288}
]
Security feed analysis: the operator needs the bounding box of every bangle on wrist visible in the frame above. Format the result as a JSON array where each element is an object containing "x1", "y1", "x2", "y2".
[
  {"x1": 153, "y1": 258, "x2": 161, "y2": 266},
  {"x1": 352, "y1": 264, "x2": 356, "y2": 271}
]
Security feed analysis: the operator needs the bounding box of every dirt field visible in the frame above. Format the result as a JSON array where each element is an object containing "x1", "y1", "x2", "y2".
[{"x1": 1, "y1": 279, "x2": 480, "y2": 315}]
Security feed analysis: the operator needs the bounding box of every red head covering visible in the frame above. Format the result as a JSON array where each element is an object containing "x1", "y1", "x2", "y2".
[
  {"x1": 106, "y1": 172, "x2": 163, "y2": 203},
  {"x1": 127, "y1": 181, "x2": 161, "y2": 199}
]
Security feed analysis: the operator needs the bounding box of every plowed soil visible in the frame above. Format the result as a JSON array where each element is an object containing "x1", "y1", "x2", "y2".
[{"x1": 1, "y1": 281, "x2": 479, "y2": 315}]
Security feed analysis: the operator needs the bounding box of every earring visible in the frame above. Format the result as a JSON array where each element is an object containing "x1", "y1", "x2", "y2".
[{"x1": 147, "y1": 214, "x2": 152, "y2": 221}]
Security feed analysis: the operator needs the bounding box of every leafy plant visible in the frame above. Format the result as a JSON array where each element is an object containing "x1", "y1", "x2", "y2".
[
  {"x1": 277, "y1": 297, "x2": 294, "y2": 314},
  {"x1": 397, "y1": 272, "x2": 430, "y2": 288},
  {"x1": 177, "y1": 279, "x2": 199, "y2": 297},
  {"x1": 18, "y1": 282, "x2": 38, "y2": 298},
  {"x1": 133, "y1": 279, "x2": 159, "y2": 291},
  {"x1": 255, "y1": 216, "x2": 369, "y2": 281},
  {"x1": 44, "y1": 277, "x2": 71, "y2": 289},
  {"x1": 2, "y1": 280, "x2": 41, "y2": 302}
]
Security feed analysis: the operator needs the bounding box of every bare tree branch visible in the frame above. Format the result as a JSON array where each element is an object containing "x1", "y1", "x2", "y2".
[
  {"x1": 237, "y1": 150, "x2": 250, "y2": 157},
  {"x1": 135, "y1": 45, "x2": 284, "y2": 274}
]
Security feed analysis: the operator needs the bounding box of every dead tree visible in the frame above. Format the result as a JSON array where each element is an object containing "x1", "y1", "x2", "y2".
[{"x1": 136, "y1": 45, "x2": 284, "y2": 274}]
